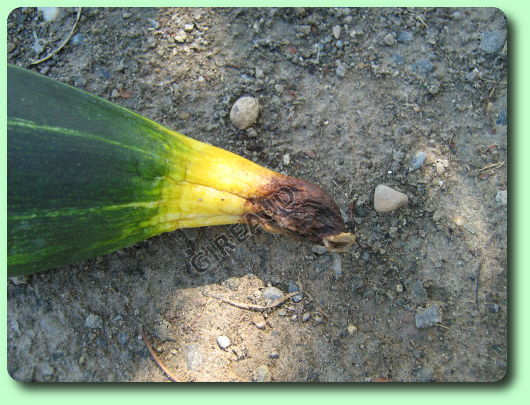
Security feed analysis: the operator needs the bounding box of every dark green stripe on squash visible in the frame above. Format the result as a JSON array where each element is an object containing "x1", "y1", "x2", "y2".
[{"x1": 7, "y1": 65, "x2": 182, "y2": 276}]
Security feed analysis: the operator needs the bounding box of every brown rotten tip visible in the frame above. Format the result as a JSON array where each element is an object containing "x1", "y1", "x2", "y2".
[{"x1": 244, "y1": 175, "x2": 356, "y2": 252}]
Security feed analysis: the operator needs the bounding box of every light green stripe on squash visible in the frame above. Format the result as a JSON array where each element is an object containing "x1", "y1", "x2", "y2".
[{"x1": 7, "y1": 65, "x2": 189, "y2": 276}]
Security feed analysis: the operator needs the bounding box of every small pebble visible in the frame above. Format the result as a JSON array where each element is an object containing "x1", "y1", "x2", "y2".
[
  {"x1": 374, "y1": 185, "x2": 409, "y2": 214},
  {"x1": 383, "y1": 33, "x2": 396, "y2": 46},
  {"x1": 312, "y1": 244, "x2": 328, "y2": 255},
  {"x1": 252, "y1": 315, "x2": 266, "y2": 330},
  {"x1": 302, "y1": 312, "x2": 311, "y2": 322},
  {"x1": 122, "y1": 11, "x2": 132, "y2": 19},
  {"x1": 432, "y1": 209, "x2": 443, "y2": 222},
  {"x1": 174, "y1": 30, "x2": 187, "y2": 43},
  {"x1": 452, "y1": 11, "x2": 463, "y2": 20},
  {"x1": 117, "y1": 332, "x2": 128, "y2": 346},
  {"x1": 488, "y1": 303, "x2": 501, "y2": 313},
  {"x1": 412, "y1": 280, "x2": 427, "y2": 302},
  {"x1": 255, "y1": 67, "x2": 265, "y2": 79},
  {"x1": 396, "y1": 283, "x2": 403, "y2": 293},
  {"x1": 185, "y1": 344, "x2": 203, "y2": 370},
  {"x1": 278, "y1": 309, "x2": 287, "y2": 317},
  {"x1": 217, "y1": 335, "x2": 231, "y2": 350},
  {"x1": 184, "y1": 23, "x2": 194, "y2": 32},
  {"x1": 41, "y1": 364, "x2": 54, "y2": 376},
  {"x1": 465, "y1": 68, "x2": 480, "y2": 82},
  {"x1": 288, "y1": 281, "x2": 303, "y2": 303},
  {"x1": 495, "y1": 190, "x2": 507, "y2": 206},
  {"x1": 347, "y1": 324, "x2": 358, "y2": 334},
  {"x1": 283, "y1": 153, "x2": 291, "y2": 166},
  {"x1": 452, "y1": 215, "x2": 465, "y2": 226},
  {"x1": 415, "y1": 305, "x2": 442, "y2": 328},
  {"x1": 111, "y1": 88, "x2": 120, "y2": 98},
  {"x1": 397, "y1": 30, "x2": 413, "y2": 42},
  {"x1": 38, "y1": 7, "x2": 62, "y2": 22},
  {"x1": 313, "y1": 313, "x2": 324, "y2": 324},
  {"x1": 71, "y1": 33, "x2": 84, "y2": 46},
  {"x1": 85, "y1": 313, "x2": 102, "y2": 329},
  {"x1": 480, "y1": 30, "x2": 506, "y2": 54},
  {"x1": 254, "y1": 364, "x2": 272, "y2": 382},
  {"x1": 230, "y1": 96, "x2": 260, "y2": 130},
  {"x1": 336, "y1": 63, "x2": 347, "y2": 78},
  {"x1": 269, "y1": 350, "x2": 280, "y2": 359},
  {"x1": 262, "y1": 286, "x2": 284, "y2": 301},
  {"x1": 332, "y1": 25, "x2": 341, "y2": 39},
  {"x1": 40, "y1": 316, "x2": 63, "y2": 336},
  {"x1": 332, "y1": 253, "x2": 342, "y2": 279},
  {"x1": 246, "y1": 128, "x2": 258, "y2": 138},
  {"x1": 496, "y1": 110, "x2": 507, "y2": 126}
]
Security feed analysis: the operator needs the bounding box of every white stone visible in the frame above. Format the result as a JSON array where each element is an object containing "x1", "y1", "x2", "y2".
[
  {"x1": 230, "y1": 96, "x2": 259, "y2": 130},
  {"x1": 217, "y1": 335, "x2": 231, "y2": 350},
  {"x1": 374, "y1": 185, "x2": 408, "y2": 214},
  {"x1": 38, "y1": 7, "x2": 62, "y2": 22},
  {"x1": 333, "y1": 25, "x2": 342, "y2": 39}
]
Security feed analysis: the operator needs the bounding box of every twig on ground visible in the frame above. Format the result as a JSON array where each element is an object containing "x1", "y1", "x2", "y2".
[
  {"x1": 222, "y1": 292, "x2": 300, "y2": 311},
  {"x1": 29, "y1": 7, "x2": 82, "y2": 66},
  {"x1": 140, "y1": 326, "x2": 181, "y2": 383}
]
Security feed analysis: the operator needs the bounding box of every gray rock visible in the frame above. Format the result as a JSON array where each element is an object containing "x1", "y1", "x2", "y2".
[
  {"x1": 383, "y1": 33, "x2": 396, "y2": 46},
  {"x1": 263, "y1": 286, "x2": 284, "y2": 301},
  {"x1": 254, "y1": 364, "x2": 272, "y2": 382},
  {"x1": 412, "y1": 280, "x2": 428, "y2": 302},
  {"x1": 332, "y1": 253, "x2": 342, "y2": 278},
  {"x1": 415, "y1": 367, "x2": 434, "y2": 382},
  {"x1": 312, "y1": 244, "x2": 328, "y2": 255},
  {"x1": 480, "y1": 31, "x2": 506, "y2": 54},
  {"x1": 302, "y1": 312, "x2": 311, "y2": 322},
  {"x1": 71, "y1": 33, "x2": 84, "y2": 46},
  {"x1": 255, "y1": 67, "x2": 265, "y2": 79},
  {"x1": 351, "y1": 275, "x2": 365, "y2": 291},
  {"x1": 374, "y1": 185, "x2": 409, "y2": 214},
  {"x1": 288, "y1": 281, "x2": 303, "y2": 303},
  {"x1": 269, "y1": 350, "x2": 280, "y2": 359},
  {"x1": 174, "y1": 30, "x2": 187, "y2": 43},
  {"x1": 41, "y1": 364, "x2": 55, "y2": 376},
  {"x1": 185, "y1": 344, "x2": 203, "y2": 370},
  {"x1": 495, "y1": 190, "x2": 507, "y2": 206},
  {"x1": 117, "y1": 332, "x2": 128, "y2": 346},
  {"x1": 415, "y1": 305, "x2": 442, "y2": 328},
  {"x1": 230, "y1": 96, "x2": 259, "y2": 130},
  {"x1": 39, "y1": 316, "x2": 63, "y2": 336},
  {"x1": 252, "y1": 315, "x2": 266, "y2": 329},
  {"x1": 397, "y1": 30, "x2": 413, "y2": 42},
  {"x1": 336, "y1": 63, "x2": 347, "y2": 78},
  {"x1": 217, "y1": 335, "x2": 231, "y2": 350},
  {"x1": 496, "y1": 110, "x2": 507, "y2": 126},
  {"x1": 85, "y1": 313, "x2": 102, "y2": 329},
  {"x1": 465, "y1": 68, "x2": 480, "y2": 82},
  {"x1": 333, "y1": 25, "x2": 341, "y2": 40}
]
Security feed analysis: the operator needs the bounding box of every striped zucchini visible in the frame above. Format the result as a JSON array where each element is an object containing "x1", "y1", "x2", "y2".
[{"x1": 7, "y1": 64, "x2": 354, "y2": 276}]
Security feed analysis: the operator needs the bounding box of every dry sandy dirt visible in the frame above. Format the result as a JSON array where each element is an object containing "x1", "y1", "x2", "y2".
[{"x1": 7, "y1": 7, "x2": 507, "y2": 382}]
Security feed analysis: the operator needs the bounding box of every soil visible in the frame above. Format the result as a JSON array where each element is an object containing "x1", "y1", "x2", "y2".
[{"x1": 7, "y1": 7, "x2": 507, "y2": 382}]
